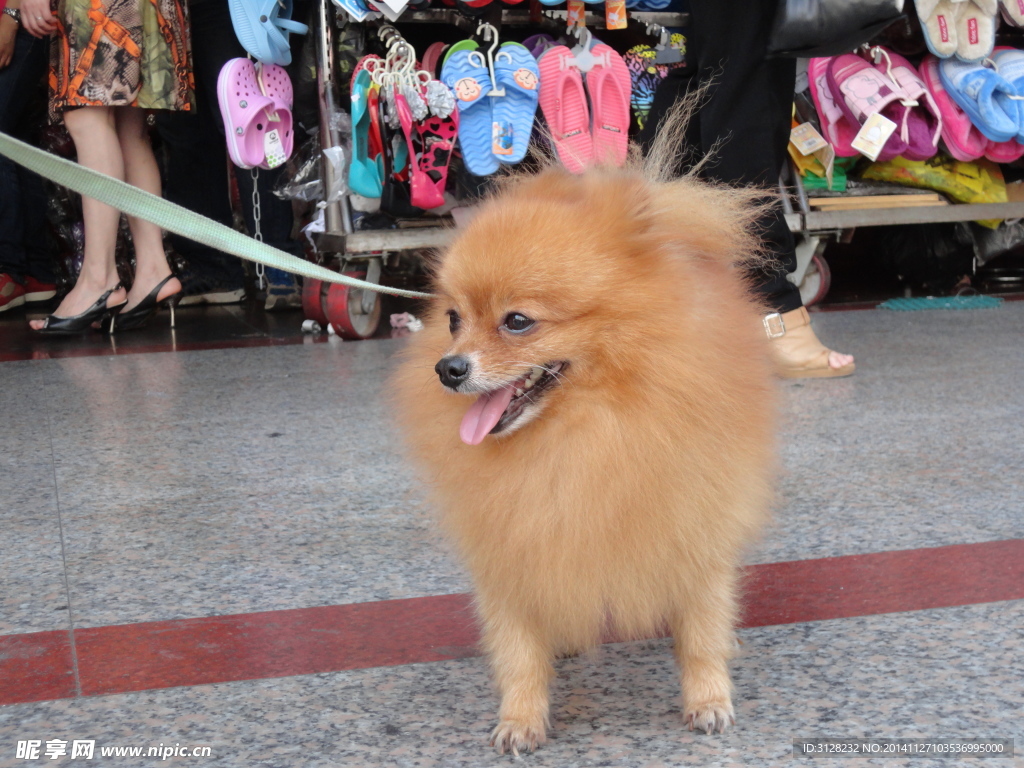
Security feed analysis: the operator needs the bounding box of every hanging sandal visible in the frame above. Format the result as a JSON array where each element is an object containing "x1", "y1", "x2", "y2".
[
  {"x1": 34, "y1": 284, "x2": 126, "y2": 336},
  {"x1": 765, "y1": 307, "x2": 855, "y2": 379},
  {"x1": 218, "y1": 58, "x2": 277, "y2": 169}
]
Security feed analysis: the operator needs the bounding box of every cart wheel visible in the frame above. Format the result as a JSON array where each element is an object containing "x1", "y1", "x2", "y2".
[
  {"x1": 302, "y1": 278, "x2": 330, "y2": 326},
  {"x1": 799, "y1": 253, "x2": 832, "y2": 307},
  {"x1": 325, "y1": 271, "x2": 382, "y2": 340}
]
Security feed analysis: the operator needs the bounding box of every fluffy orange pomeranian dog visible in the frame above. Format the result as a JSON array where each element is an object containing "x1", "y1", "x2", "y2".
[{"x1": 394, "y1": 108, "x2": 777, "y2": 755}]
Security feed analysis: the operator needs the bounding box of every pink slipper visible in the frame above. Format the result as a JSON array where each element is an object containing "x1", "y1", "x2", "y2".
[
  {"x1": 537, "y1": 45, "x2": 593, "y2": 174},
  {"x1": 871, "y1": 48, "x2": 942, "y2": 161},
  {"x1": 827, "y1": 53, "x2": 912, "y2": 161},
  {"x1": 585, "y1": 43, "x2": 631, "y2": 167},
  {"x1": 984, "y1": 138, "x2": 1024, "y2": 162},
  {"x1": 920, "y1": 54, "x2": 988, "y2": 160},
  {"x1": 808, "y1": 57, "x2": 861, "y2": 157},
  {"x1": 256, "y1": 63, "x2": 295, "y2": 170},
  {"x1": 217, "y1": 58, "x2": 277, "y2": 169}
]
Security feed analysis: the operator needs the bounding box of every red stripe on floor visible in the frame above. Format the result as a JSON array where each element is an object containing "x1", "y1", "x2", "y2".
[
  {"x1": 2, "y1": 540, "x2": 1022, "y2": 706},
  {"x1": 0, "y1": 630, "x2": 77, "y2": 706},
  {"x1": 75, "y1": 594, "x2": 478, "y2": 698},
  {"x1": 739, "y1": 538, "x2": 1024, "y2": 627}
]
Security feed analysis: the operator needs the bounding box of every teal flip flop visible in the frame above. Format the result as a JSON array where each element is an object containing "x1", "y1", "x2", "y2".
[{"x1": 349, "y1": 70, "x2": 383, "y2": 197}]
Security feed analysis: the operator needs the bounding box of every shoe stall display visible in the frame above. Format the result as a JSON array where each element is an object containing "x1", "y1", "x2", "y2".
[
  {"x1": 780, "y1": 4, "x2": 1024, "y2": 306},
  {"x1": 223, "y1": 0, "x2": 684, "y2": 336},
  {"x1": 282, "y1": 0, "x2": 1024, "y2": 330},
  {"x1": 281, "y1": 0, "x2": 686, "y2": 336}
]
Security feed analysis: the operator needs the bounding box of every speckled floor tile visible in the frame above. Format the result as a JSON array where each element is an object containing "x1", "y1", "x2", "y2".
[
  {"x1": 752, "y1": 304, "x2": 1024, "y2": 564},
  {"x1": 1, "y1": 600, "x2": 1020, "y2": 768},
  {"x1": 6, "y1": 305, "x2": 1019, "y2": 630},
  {"x1": 59, "y1": 489, "x2": 467, "y2": 627},
  {"x1": 0, "y1": 369, "x2": 69, "y2": 636}
]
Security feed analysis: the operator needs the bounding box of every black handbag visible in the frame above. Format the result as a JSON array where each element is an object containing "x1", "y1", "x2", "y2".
[{"x1": 767, "y1": 0, "x2": 906, "y2": 58}]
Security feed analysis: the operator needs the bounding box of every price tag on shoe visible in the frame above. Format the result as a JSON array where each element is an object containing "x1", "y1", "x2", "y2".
[
  {"x1": 851, "y1": 113, "x2": 897, "y2": 162},
  {"x1": 264, "y1": 129, "x2": 287, "y2": 169},
  {"x1": 790, "y1": 122, "x2": 828, "y2": 156}
]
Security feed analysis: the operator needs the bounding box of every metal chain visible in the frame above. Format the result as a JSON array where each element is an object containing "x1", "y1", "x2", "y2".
[{"x1": 251, "y1": 167, "x2": 265, "y2": 290}]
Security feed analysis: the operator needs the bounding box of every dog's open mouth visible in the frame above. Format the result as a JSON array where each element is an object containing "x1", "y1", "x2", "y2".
[{"x1": 459, "y1": 362, "x2": 568, "y2": 445}]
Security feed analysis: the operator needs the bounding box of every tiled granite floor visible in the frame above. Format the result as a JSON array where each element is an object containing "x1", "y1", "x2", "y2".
[{"x1": 1, "y1": 303, "x2": 1022, "y2": 767}]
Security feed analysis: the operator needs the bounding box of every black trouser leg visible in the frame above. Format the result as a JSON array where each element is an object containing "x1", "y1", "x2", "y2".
[{"x1": 642, "y1": 0, "x2": 802, "y2": 314}]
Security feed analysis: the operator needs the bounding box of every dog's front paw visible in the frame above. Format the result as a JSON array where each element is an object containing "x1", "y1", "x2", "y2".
[
  {"x1": 684, "y1": 699, "x2": 735, "y2": 735},
  {"x1": 490, "y1": 718, "x2": 547, "y2": 756}
]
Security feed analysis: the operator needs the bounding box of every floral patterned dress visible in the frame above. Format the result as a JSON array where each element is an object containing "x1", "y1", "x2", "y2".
[{"x1": 49, "y1": 0, "x2": 194, "y2": 119}]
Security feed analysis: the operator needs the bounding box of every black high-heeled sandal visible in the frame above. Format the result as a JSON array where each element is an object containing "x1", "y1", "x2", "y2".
[
  {"x1": 111, "y1": 275, "x2": 181, "y2": 333},
  {"x1": 34, "y1": 284, "x2": 126, "y2": 335}
]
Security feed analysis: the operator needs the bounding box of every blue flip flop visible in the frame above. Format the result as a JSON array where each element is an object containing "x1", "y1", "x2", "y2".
[
  {"x1": 228, "y1": 0, "x2": 308, "y2": 66},
  {"x1": 939, "y1": 57, "x2": 1019, "y2": 142},
  {"x1": 442, "y1": 43, "x2": 499, "y2": 176},
  {"x1": 491, "y1": 43, "x2": 540, "y2": 165}
]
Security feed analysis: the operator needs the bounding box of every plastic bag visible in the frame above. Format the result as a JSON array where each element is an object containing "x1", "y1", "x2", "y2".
[{"x1": 861, "y1": 156, "x2": 1007, "y2": 228}]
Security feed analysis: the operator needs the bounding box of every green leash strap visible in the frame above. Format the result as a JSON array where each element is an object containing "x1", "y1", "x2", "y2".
[{"x1": 0, "y1": 130, "x2": 435, "y2": 300}]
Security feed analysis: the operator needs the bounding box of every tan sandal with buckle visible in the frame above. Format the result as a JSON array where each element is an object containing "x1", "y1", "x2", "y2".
[{"x1": 764, "y1": 307, "x2": 855, "y2": 379}]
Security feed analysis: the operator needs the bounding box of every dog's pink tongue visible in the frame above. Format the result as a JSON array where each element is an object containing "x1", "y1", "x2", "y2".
[{"x1": 459, "y1": 386, "x2": 515, "y2": 446}]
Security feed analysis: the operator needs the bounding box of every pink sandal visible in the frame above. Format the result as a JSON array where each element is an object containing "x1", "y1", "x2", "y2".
[
  {"x1": 585, "y1": 43, "x2": 631, "y2": 167},
  {"x1": 920, "y1": 54, "x2": 988, "y2": 160},
  {"x1": 217, "y1": 58, "x2": 277, "y2": 169},
  {"x1": 256, "y1": 63, "x2": 295, "y2": 170},
  {"x1": 808, "y1": 57, "x2": 861, "y2": 157},
  {"x1": 827, "y1": 53, "x2": 913, "y2": 161},
  {"x1": 395, "y1": 92, "x2": 459, "y2": 210},
  {"x1": 537, "y1": 45, "x2": 593, "y2": 174},
  {"x1": 871, "y1": 49, "x2": 942, "y2": 161}
]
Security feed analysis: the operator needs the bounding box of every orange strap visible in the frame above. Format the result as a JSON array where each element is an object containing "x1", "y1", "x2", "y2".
[{"x1": 67, "y1": 0, "x2": 141, "y2": 98}]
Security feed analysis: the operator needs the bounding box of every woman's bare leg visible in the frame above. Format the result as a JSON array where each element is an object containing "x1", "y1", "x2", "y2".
[
  {"x1": 114, "y1": 107, "x2": 180, "y2": 311},
  {"x1": 30, "y1": 106, "x2": 126, "y2": 328}
]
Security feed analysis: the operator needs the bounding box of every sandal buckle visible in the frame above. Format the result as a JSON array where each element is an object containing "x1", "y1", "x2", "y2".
[{"x1": 763, "y1": 312, "x2": 786, "y2": 339}]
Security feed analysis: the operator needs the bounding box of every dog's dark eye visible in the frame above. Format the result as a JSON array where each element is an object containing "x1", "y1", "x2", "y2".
[
  {"x1": 447, "y1": 310, "x2": 461, "y2": 334},
  {"x1": 503, "y1": 313, "x2": 535, "y2": 334}
]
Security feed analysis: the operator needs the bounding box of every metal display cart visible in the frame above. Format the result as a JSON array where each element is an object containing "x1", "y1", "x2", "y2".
[{"x1": 306, "y1": 0, "x2": 1024, "y2": 333}]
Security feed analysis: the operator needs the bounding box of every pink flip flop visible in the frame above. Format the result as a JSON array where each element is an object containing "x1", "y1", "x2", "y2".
[
  {"x1": 920, "y1": 53, "x2": 988, "y2": 160},
  {"x1": 217, "y1": 58, "x2": 277, "y2": 169},
  {"x1": 256, "y1": 63, "x2": 295, "y2": 170},
  {"x1": 537, "y1": 45, "x2": 593, "y2": 174},
  {"x1": 827, "y1": 53, "x2": 913, "y2": 161},
  {"x1": 808, "y1": 57, "x2": 861, "y2": 157},
  {"x1": 871, "y1": 48, "x2": 942, "y2": 161},
  {"x1": 585, "y1": 43, "x2": 631, "y2": 167}
]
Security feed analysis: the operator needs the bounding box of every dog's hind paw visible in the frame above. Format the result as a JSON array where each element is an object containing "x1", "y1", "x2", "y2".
[
  {"x1": 490, "y1": 719, "x2": 546, "y2": 756},
  {"x1": 684, "y1": 700, "x2": 735, "y2": 735}
]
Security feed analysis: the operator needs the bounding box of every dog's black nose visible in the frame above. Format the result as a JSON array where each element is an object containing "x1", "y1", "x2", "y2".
[{"x1": 436, "y1": 355, "x2": 471, "y2": 389}]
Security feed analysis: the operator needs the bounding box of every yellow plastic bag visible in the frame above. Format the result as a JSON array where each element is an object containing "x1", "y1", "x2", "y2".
[{"x1": 861, "y1": 156, "x2": 1007, "y2": 228}]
